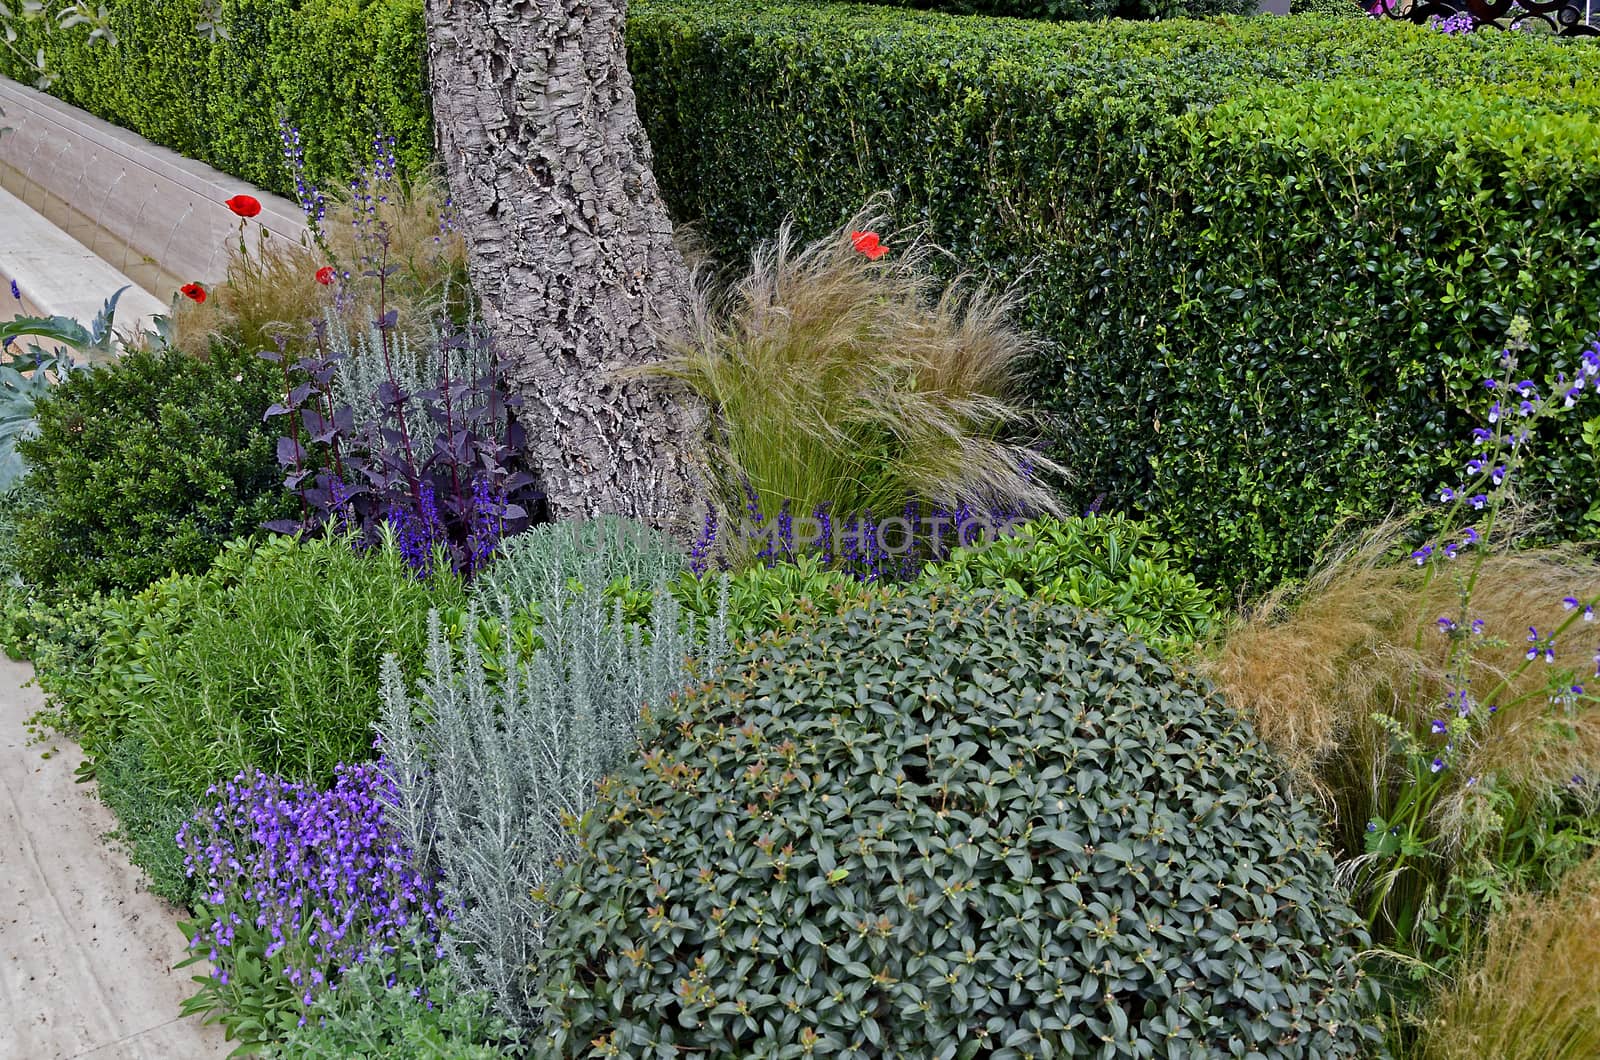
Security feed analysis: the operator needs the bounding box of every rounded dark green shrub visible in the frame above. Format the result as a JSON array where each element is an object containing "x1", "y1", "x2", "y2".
[
  {"x1": 16, "y1": 343, "x2": 289, "y2": 595},
  {"x1": 538, "y1": 593, "x2": 1378, "y2": 1057}
]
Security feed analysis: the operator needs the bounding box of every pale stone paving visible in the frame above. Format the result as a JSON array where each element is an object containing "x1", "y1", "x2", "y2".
[{"x1": 0, "y1": 655, "x2": 229, "y2": 1059}]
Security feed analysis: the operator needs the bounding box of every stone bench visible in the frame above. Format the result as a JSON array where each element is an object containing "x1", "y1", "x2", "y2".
[{"x1": 0, "y1": 75, "x2": 308, "y2": 307}]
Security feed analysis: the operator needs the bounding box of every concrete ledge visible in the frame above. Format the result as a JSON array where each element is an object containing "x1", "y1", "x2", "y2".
[
  {"x1": 0, "y1": 183, "x2": 167, "y2": 341},
  {"x1": 0, "y1": 76, "x2": 309, "y2": 294}
]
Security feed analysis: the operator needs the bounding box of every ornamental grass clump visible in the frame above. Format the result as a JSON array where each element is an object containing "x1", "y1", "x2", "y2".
[
  {"x1": 1419, "y1": 857, "x2": 1600, "y2": 1060},
  {"x1": 652, "y1": 206, "x2": 1061, "y2": 536},
  {"x1": 1207, "y1": 329, "x2": 1600, "y2": 962},
  {"x1": 173, "y1": 132, "x2": 466, "y2": 360},
  {"x1": 536, "y1": 592, "x2": 1377, "y2": 1057},
  {"x1": 176, "y1": 761, "x2": 446, "y2": 1044}
]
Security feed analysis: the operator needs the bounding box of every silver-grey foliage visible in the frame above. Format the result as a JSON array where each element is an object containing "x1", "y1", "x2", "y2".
[
  {"x1": 330, "y1": 313, "x2": 506, "y2": 448},
  {"x1": 376, "y1": 572, "x2": 726, "y2": 1032},
  {"x1": 472, "y1": 514, "x2": 686, "y2": 615}
]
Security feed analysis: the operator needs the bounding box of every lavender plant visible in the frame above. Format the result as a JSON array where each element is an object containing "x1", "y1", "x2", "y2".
[
  {"x1": 375, "y1": 575, "x2": 728, "y2": 1033},
  {"x1": 687, "y1": 483, "x2": 1032, "y2": 584},
  {"x1": 473, "y1": 515, "x2": 685, "y2": 615},
  {"x1": 1359, "y1": 323, "x2": 1600, "y2": 957},
  {"x1": 175, "y1": 761, "x2": 447, "y2": 1044}
]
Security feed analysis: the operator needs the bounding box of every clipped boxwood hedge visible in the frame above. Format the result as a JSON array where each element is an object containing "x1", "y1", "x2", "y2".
[
  {"x1": 538, "y1": 592, "x2": 1378, "y2": 1055},
  {"x1": 834, "y1": 0, "x2": 1253, "y2": 25},
  {"x1": 0, "y1": 0, "x2": 431, "y2": 196},
  {"x1": 10, "y1": 5, "x2": 1600, "y2": 587},
  {"x1": 625, "y1": 5, "x2": 1600, "y2": 589}
]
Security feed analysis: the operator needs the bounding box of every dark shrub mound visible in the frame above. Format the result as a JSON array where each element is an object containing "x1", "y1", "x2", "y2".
[
  {"x1": 17, "y1": 343, "x2": 288, "y2": 596},
  {"x1": 538, "y1": 593, "x2": 1378, "y2": 1057}
]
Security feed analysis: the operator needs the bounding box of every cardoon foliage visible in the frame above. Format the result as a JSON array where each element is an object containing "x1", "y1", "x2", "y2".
[
  {"x1": 375, "y1": 570, "x2": 728, "y2": 1033},
  {"x1": 176, "y1": 762, "x2": 445, "y2": 1033}
]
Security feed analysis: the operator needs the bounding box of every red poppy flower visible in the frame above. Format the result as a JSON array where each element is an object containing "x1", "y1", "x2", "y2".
[
  {"x1": 850, "y1": 230, "x2": 887, "y2": 261},
  {"x1": 225, "y1": 194, "x2": 262, "y2": 218},
  {"x1": 316, "y1": 266, "x2": 335, "y2": 286},
  {"x1": 180, "y1": 282, "x2": 207, "y2": 304}
]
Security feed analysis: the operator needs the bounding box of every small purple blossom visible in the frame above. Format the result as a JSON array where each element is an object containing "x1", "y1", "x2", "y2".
[
  {"x1": 1430, "y1": 719, "x2": 1447, "y2": 735},
  {"x1": 1430, "y1": 757, "x2": 1446, "y2": 773},
  {"x1": 1413, "y1": 546, "x2": 1433, "y2": 565}
]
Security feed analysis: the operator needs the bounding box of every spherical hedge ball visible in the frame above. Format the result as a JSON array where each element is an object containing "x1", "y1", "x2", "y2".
[{"x1": 537, "y1": 593, "x2": 1377, "y2": 1058}]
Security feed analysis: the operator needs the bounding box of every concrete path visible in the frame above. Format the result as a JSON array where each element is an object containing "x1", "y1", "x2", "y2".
[{"x1": 0, "y1": 656, "x2": 230, "y2": 1059}]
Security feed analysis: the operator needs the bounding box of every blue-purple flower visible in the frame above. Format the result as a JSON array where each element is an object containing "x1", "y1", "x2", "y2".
[{"x1": 177, "y1": 762, "x2": 443, "y2": 1012}]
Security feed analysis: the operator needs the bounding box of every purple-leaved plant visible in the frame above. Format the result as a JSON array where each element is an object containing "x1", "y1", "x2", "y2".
[{"x1": 264, "y1": 290, "x2": 535, "y2": 579}]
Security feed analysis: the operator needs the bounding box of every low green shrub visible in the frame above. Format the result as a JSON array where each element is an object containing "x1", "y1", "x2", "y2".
[
  {"x1": 537, "y1": 593, "x2": 1378, "y2": 1056},
  {"x1": 918, "y1": 514, "x2": 1217, "y2": 652},
  {"x1": 669, "y1": 552, "x2": 887, "y2": 644},
  {"x1": 93, "y1": 735, "x2": 200, "y2": 906},
  {"x1": 123, "y1": 533, "x2": 462, "y2": 797},
  {"x1": 17, "y1": 342, "x2": 289, "y2": 596},
  {"x1": 664, "y1": 514, "x2": 1214, "y2": 653}
]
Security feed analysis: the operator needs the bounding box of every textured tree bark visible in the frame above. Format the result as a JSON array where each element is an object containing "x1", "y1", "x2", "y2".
[{"x1": 422, "y1": 0, "x2": 702, "y2": 529}]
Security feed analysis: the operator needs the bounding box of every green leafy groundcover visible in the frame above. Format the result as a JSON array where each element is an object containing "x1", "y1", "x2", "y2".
[{"x1": 9, "y1": 5, "x2": 1600, "y2": 587}]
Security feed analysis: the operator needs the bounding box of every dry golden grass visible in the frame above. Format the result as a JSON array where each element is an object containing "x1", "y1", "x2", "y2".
[
  {"x1": 1421, "y1": 857, "x2": 1600, "y2": 1060},
  {"x1": 1206, "y1": 522, "x2": 1600, "y2": 845},
  {"x1": 649, "y1": 204, "x2": 1062, "y2": 523},
  {"x1": 172, "y1": 176, "x2": 465, "y2": 358}
]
